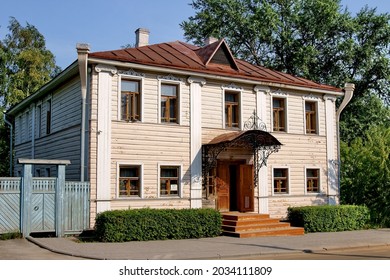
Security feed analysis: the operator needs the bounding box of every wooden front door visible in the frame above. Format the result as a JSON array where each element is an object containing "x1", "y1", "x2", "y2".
[
  {"x1": 216, "y1": 163, "x2": 230, "y2": 212},
  {"x1": 238, "y1": 164, "x2": 254, "y2": 212},
  {"x1": 216, "y1": 162, "x2": 254, "y2": 212}
]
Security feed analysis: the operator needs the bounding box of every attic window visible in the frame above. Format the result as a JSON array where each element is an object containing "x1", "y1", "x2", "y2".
[{"x1": 210, "y1": 47, "x2": 232, "y2": 66}]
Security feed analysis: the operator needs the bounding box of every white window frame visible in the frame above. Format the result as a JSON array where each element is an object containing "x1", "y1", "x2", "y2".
[
  {"x1": 221, "y1": 84, "x2": 243, "y2": 129},
  {"x1": 116, "y1": 162, "x2": 144, "y2": 199},
  {"x1": 270, "y1": 90, "x2": 289, "y2": 133},
  {"x1": 157, "y1": 163, "x2": 183, "y2": 198},
  {"x1": 118, "y1": 73, "x2": 144, "y2": 122},
  {"x1": 272, "y1": 166, "x2": 291, "y2": 195},
  {"x1": 158, "y1": 75, "x2": 183, "y2": 125},
  {"x1": 302, "y1": 95, "x2": 320, "y2": 135},
  {"x1": 304, "y1": 166, "x2": 321, "y2": 195},
  {"x1": 36, "y1": 102, "x2": 42, "y2": 139}
]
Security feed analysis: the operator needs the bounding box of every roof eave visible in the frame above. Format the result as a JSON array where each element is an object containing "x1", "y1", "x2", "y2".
[
  {"x1": 88, "y1": 57, "x2": 343, "y2": 96},
  {"x1": 6, "y1": 61, "x2": 79, "y2": 116}
]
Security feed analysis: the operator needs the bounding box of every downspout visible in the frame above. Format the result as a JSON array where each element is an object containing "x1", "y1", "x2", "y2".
[
  {"x1": 3, "y1": 112, "x2": 13, "y2": 176},
  {"x1": 77, "y1": 43, "x2": 90, "y2": 182},
  {"x1": 336, "y1": 83, "x2": 355, "y2": 201}
]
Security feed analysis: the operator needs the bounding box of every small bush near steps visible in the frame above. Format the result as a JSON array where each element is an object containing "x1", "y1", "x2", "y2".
[
  {"x1": 287, "y1": 205, "x2": 370, "y2": 233},
  {"x1": 94, "y1": 208, "x2": 222, "y2": 242}
]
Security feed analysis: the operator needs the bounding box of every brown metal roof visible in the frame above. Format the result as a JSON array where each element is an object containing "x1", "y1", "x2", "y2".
[{"x1": 89, "y1": 40, "x2": 342, "y2": 93}]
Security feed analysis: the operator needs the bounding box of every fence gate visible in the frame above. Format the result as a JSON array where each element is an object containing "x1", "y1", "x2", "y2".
[
  {"x1": 31, "y1": 178, "x2": 56, "y2": 233},
  {"x1": 0, "y1": 159, "x2": 90, "y2": 237}
]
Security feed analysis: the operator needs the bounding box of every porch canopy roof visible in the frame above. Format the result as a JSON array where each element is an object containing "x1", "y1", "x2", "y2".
[
  {"x1": 206, "y1": 129, "x2": 282, "y2": 148},
  {"x1": 202, "y1": 129, "x2": 282, "y2": 188}
]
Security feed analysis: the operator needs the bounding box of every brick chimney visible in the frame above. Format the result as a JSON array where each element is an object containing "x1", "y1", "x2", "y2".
[
  {"x1": 135, "y1": 28, "x2": 150, "y2": 47},
  {"x1": 204, "y1": 36, "x2": 218, "y2": 45}
]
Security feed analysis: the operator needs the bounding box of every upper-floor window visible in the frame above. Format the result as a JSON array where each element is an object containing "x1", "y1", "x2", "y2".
[
  {"x1": 306, "y1": 168, "x2": 320, "y2": 193},
  {"x1": 160, "y1": 166, "x2": 180, "y2": 196},
  {"x1": 225, "y1": 91, "x2": 240, "y2": 128},
  {"x1": 273, "y1": 168, "x2": 289, "y2": 194},
  {"x1": 119, "y1": 165, "x2": 141, "y2": 197},
  {"x1": 121, "y1": 80, "x2": 140, "y2": 121},
  {"x1": 161, "y1": 84, "x2": 178, "y2": 123},
  {"x1": 46, "y1": 99, "x2": 52, "y2": 135},
  {"x1": 273, "y1": 97, "x2": 286, "y2": 132},
  {"x1": 305, "y1": 101, "x2": 317, "y2": 134}
]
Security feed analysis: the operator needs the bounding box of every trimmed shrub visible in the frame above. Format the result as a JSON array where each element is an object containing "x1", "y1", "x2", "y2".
[
  {"x1": 94, "y1": 208, "x2": 222, "y2": 242},
  {"x1": 287, "y1": 205, "x2": 370, "y2": 233}
]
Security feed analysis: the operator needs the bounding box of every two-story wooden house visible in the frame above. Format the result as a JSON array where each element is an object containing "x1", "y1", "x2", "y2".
[{"x1": 6, "y1": 28, "x2": 354, "y2": 227}]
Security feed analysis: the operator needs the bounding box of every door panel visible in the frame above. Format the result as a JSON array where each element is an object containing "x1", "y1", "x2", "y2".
[
  {"x1": 238, "y1": 164, "x2": 254, "y2": 212},
  {"x1": 216, "y1": 163, "x2": 230, "y2": 212}
]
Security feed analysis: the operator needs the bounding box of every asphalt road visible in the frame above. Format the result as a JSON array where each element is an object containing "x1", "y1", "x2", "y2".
[
  {"x1": 238, "y1": 246, "x2": 390, "y2": 260},
  {"x1": 1, "y1": 238, "x2": 390, "y2": 260}
]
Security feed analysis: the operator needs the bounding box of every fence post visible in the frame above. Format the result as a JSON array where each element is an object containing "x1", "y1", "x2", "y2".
[
  {"x1": 21, "y1": 163, "x2": 32, "y2": 237},
  {"x1": 55, "y1": 164, "x2": 66, "y2": 237}
]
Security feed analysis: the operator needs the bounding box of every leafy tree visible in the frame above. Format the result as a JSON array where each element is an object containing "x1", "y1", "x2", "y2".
[
  {"x1": 340, "y1": 125, "x2": 390, "y2": 227},
  {"x1": 0, "y1": 17, "x2": 61, "y2": 108},
  {"x1": 0, "y1": 17, "x2": 60, "y2": 176},
  {"x1": 181, "y1": 0, "x2": 390, "y2": 137}
]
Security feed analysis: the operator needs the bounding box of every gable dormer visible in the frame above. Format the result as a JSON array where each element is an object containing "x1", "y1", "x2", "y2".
[{"x1": 196, "y1": 39, "x2": 240, "y2": 71}]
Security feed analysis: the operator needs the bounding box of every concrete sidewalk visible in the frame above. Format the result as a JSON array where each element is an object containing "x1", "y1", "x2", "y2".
[{"x1": 26, "y1": 228, "x2": 390, "y2": 260}]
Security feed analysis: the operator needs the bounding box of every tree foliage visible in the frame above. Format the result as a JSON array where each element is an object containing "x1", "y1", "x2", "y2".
[
  {"x1": 340, "y1": 126, "x2": 390, "y2": 227},
  {"x1": 0, "y1": 17, "x2": 60, "y2": 176},
  {"x1": 181, "y1": 0, "x2": 390, "y2": 115},
  {"x1": 0, "y1": 17, "x2": 60, "y2": 109}
]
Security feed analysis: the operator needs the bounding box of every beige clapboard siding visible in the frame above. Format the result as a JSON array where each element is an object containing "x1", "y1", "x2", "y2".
[
  {"x1": 268, "y1": 195, "x2": 328, "y2": 218},
  {"x1": 110, "y1": 121, "x2": 191, "y2": 200},
  {"x1": 111, "y1": 199, "x2": 191, "y2": 211},
  {"x1": 241, "y1": 88, "x2": 256, "y2": 124},
  {"x1": 202, "y1": 82, "x2": 223, "y2": 128}
]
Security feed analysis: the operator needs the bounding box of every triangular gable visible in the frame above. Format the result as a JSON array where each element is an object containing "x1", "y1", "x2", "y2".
[{"x1": 196, "y1": 39, "x2": 240, "y2": 71}]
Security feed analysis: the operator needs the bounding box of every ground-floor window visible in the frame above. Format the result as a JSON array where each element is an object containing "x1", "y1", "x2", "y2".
[
  {"x1": 160, "y1": 166, "x2": 180, "y2": 196},
  {"x1": 119, "y1": 166, "x2": 141, "y2": 197},
  {"x1": 306, "y1": 168, "x2": 320, "y2": 193},
  {"x1": 273, "y1": 168, "x2": 289, "y2": 194}
]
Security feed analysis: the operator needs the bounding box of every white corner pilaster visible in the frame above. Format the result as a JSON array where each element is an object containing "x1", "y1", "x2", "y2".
[
  {"x1": 95, "y1": 64, "x2": 117, "y2": 213},
  {"x1": 324, "y1": 95, "x2": 338, "y2": 205},
  {"x1": 254, "y1": 85, "x2": 270, "y2": 213},
  {"x1": 188, "y1": 77, "x2": 206, "y2": 208}
]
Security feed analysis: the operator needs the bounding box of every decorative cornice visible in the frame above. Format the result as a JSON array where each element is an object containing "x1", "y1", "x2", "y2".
[
  {"x1": 118, "y1": 69, "x2": 145, "y2": 78},
  {"x1": 221, "y1": 83, "x2": 243, "y2": 91},
  {"x1": 254, "y1": 85, "x2": 271, "y2": 94},
  {"x1": 187, "y1": 76, "x2": 206, "y2": 86},
  {"x1": 157, "y1": 73, "x2": 184, "y2": 83},
  {"x1": 95, "y1": 64, "x2": 117, "y2": 75},
  {"x1": 268, "y1": 88, "x2": 288, "y2": 97},
  {"x1": 302, "y1": 93, "x2": 321, "y2": 101},
  {"x1": 323, "y1": 94, "x2": 337, "y2": 103}
]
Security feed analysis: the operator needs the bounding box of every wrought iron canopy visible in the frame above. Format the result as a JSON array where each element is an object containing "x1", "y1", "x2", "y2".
[{"x1": 202, "y1": 117, "x2": 282, "y2": 189}]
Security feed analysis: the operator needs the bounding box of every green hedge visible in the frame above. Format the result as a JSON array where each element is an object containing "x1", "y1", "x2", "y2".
[
  {"x1": 94, "y1": 208, "x2": 222, "y2": 242},
  {"x1": 287, "y1": 205, "x2": 370, "y2": 233}
]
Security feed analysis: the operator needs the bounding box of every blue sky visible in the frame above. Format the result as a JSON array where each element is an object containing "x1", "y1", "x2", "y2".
[{"x1": 1, "y1": 0, "x2": 389, "y2": 69}]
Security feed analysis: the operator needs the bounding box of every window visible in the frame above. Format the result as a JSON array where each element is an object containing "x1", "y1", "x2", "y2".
[
  {"x1": 225, "y1": 91, "x2": 239, "y2": 128},
  {"x1": 305, "y1": 101, "x2": 317, "y2": 134},
  {"x1": 273, "y1": 168, "x2": 288, "y2": 194},
  {"x1": 273, "y1": 98, "x2": 286, "y2": 131},
  {"x1": 160, "y1": 166, "x2": 180, "y2": 196},
  {"x1": 306, "y1": 168, "x2": 320, "y2": 193},
  {"x1": 46, "y1": 99, "x2": 52, "y2": 135},
  {"x1": 119, "y1": 166, "x2": 141, "y2": 197},
  {"x1": 121, "y1": 80, "x2": 140, "y2": 121},
  {"x1": 161, "y1": 84, "x2": 178, "y2": 123}
]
